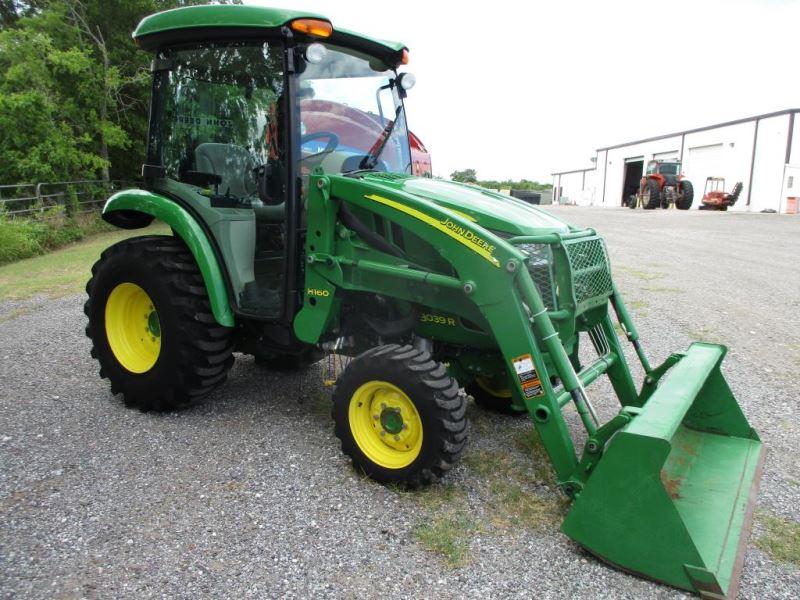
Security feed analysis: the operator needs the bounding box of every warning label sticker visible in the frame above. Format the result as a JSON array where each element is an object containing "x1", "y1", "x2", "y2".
[{"x1": 512, "y1": 353, "x2": 544, "y2": 399}]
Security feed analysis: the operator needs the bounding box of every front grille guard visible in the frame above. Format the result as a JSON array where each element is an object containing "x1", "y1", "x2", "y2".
[{"x1": 509, "y1": 229, "x2": 613, "y2": 319}]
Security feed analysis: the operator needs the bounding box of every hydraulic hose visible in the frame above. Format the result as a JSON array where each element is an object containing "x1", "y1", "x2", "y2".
[{"x1": 338, "y1": 202, "x2": 404, "y2": 259}]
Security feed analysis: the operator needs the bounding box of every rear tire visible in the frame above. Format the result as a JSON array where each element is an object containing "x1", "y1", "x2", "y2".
[
  {"x1": 85, "y1": 235, "x2": 235, "y2": 411},
  {"x1": 641, "y1": 178, "x2": 661, "y2": 209},
  {"x1": 676, "y1": 180, "x2": 694, "y2": 210},
  {"x1": 466, "y1": 377, "x2": 526, "y2": 416},
  {"x1": 332, "y1": 344, "x2": 467, "y2": 488}
]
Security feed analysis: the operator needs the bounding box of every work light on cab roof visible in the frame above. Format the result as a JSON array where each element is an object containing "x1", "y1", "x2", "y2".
[{"x1": 79, "y1": 6, "x2": 765, "y2": 598}]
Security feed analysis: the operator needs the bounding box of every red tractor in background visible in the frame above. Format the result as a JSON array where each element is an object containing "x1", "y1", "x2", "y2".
[
  {"x1": 699, "y1": 177, "x2": 743, "y2": 211},
  {"x1": 300, "y1": 98, "x2": 432, "y2": 178},
  {"x1": 629, "y1": 159, "x2": 693, "y2": 210},
  {"x1": 409, "y1": 131, "x2": 432, "y2": 177}
]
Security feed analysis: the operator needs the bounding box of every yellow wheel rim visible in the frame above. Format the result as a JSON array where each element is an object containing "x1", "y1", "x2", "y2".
[
  {"x1": 475, "y1": 376, "x2": 512, "y2": 398},
  {"x1": 348, "y1": 381, "x2": 423, "y2": 469},
  {"x1": 104, "y1": 282, "x2": 161, "y2": 374}
]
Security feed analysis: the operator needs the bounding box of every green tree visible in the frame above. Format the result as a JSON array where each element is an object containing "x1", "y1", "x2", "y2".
[
  {"x1": 0, "y1": 27, "x2": 106, "y2": 182},
  {"x1": 0, "y1": 0, "x2": 44, "y2": 28},
  {"x1": 447, "y1": 168, "x2": 552, "y2": 190},
  {"x1": 450, "y1": 168, "x2": 477, "y2": 183},
  {"x1": 0, "y1": 0, "x2": 242, "y2": 185}
]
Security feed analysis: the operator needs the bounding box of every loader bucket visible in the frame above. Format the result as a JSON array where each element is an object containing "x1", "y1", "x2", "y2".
[{"x1": 561, "y1": 343, "x2": 763, "y2": 598}]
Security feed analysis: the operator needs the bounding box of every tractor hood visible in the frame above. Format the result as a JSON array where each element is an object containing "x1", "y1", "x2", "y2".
[{"x1": 357, "y1": 173, "x2": 569, "y2": 236}]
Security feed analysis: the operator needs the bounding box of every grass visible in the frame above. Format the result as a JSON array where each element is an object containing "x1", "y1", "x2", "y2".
[
  {"x1": 626, "y1": 299, "x2": 649, "y2": 313},
  {"x1": 487, "y1": 480, "x2": 564, "y2": 530},
  {"x1": 0, "y1": 221, "x2": 168, "y2": 301},
  {"x1": 308, "y1": 390, "x2": 333, "y2": 418},
  {"x1": 756, "y1": 513, "x2": 800, "y2": 567},
  {"x1": 0, "y1": 212, "x2": 115, "y2": 264},
  {"x1": 413, "y1": 512, "x2": 476, "y2": 567},
  {"x1": 688, "y1": 325, "x2": 720, "y2": 343},
  {"x1": 513, "y1": 429, "x2": 554, "y2": 483},
  {"x1": 464, "y1": 400, "x2": 492, "y2": 435},
  {"x1": 406, "y1": 482, "x2": 474, "y2": 567},
  {"x1": 413, "y1": 483, "x2": 468, "y2": 512},
  {"x1": 642, "y1": 285, "x2": 685, "y2": 294},
  {"x1": 619, "y1": 266, "x2": 665, "y2": 281},
  {"x1": 462, "y1": 446, "x2": 549, "y2": 488},
  {"x1": 460, "y1": 428, "x2": 565, "y2": 533},
  {"x1": 0, "y1": 306, "x2": 34, "y2": 323}
]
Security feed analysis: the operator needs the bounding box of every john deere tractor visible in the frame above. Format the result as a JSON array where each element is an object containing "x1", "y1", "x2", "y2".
[
  {"x1": 86, "y1": 6, "x2": 762, "y2": 596},
  {"x1": 631, "y1": 159, "x2": 694, "y2": 209}
]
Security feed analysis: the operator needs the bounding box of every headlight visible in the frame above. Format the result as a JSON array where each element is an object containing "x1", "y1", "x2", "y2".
[
  {"x1": 517, "y1": 243, "x2": 557, "y2": 310},
  {"x1": 398, "y1": 72, "x2": 416, "y2": 91},
  {"x1": 305, "y1": 43, "x2": 327, "y2": 64},
  {"x1": 517, "y1": 243, "x2": 551, "y2": 266}
]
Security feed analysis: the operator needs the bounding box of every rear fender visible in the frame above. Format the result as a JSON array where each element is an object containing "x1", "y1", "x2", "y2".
[{"x1": 102, "y1": 189, "x2": 235, "y2": 327}]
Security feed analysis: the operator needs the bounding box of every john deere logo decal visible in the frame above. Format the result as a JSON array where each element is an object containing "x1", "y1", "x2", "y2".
[
  {"x1": 364, "y1": 194, "x2": 500, "y2": 267},
  {"x1": 438, "y1": 217, "x2": 496, "y2": 256}
]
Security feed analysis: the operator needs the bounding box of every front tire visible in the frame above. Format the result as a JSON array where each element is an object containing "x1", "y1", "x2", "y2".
[
  {"x1": 466, "y1": 377, "x2": 526, "y2": 416},
  {"x1": 85, "y1": 235, "x2": 234, "y2": 411},
  {"x1": 641, "y1": 178, "x2": 661, "y2": 209},
  {"x1": 332, "y1": 344, "x2": 467, "y2": 488},
  {"x1": 676, "y1": 180, "x2": 694, "y2": 210}
]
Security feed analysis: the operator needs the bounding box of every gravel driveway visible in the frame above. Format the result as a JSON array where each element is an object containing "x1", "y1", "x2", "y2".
[{"x1": 1, "y1": 207, "x2": 798, "y2": 599}]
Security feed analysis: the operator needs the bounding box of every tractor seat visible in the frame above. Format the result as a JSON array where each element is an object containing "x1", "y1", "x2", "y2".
[
  {"x1": 195, "y1": 143, "x2": 257, "y2": 199},
  {"x1": 195, "y1": 142, "x2": 285, "y2": 220}
]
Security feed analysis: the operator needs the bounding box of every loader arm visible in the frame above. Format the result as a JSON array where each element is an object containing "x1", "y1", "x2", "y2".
[
  {"x1": 298, "y1": 173, "x2": 646, "y2": 487},
  {"x1": 298, "y1": 172, "x2": 763, "y2": 598}
]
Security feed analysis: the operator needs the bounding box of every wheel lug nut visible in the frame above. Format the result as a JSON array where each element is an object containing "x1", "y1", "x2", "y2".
[
  {"x1": 393, "y1": 435, "x2": 400, "y2": 441},
  {"x1": 402, "y1": 424, "x2": 408, "y2": 430},
  {"x1": 379, "y1": 431, "x2": 386, "y2": 437},
  {"x1": 381, "y1": 403, "x2": 387, "y2": 409},
  {"x1": 373, "y1": 414, "x2": 379, "y2": 420}
]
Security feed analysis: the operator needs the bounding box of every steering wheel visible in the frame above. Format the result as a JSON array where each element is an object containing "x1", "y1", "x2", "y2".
[{"x1": 300, "y1": 131, "x2": 339, "y2": 162}]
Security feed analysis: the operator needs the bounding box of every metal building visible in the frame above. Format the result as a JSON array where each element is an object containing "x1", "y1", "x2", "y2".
[{"x1": 551, "y1": 108, "x2": 800, "y2": 213}]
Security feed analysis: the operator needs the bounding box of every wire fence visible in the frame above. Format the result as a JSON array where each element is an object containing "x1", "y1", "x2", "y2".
[{"x1": 0, "y1": 180, "x2": 138, "y2": 220}]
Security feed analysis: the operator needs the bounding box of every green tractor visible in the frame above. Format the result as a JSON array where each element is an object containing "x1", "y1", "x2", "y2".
[{"x1": 86, "y1": 5, "x2": 762, "y2": 596}]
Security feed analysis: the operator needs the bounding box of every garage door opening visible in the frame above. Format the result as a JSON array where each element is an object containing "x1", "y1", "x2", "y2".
[{"x1": 622, "y1": 160, "x2": 643, "y2": 206}]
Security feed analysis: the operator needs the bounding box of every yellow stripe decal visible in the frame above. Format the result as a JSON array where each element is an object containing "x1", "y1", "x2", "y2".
[
  {"x1": 364, "y1": 194, "x2": 500, "y2": 267},
  {"x1": 446, "y1": 208, "x2": 477, "y2": 222}
]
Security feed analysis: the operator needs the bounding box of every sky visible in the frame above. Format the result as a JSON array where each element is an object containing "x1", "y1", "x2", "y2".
[{"x1": 250, "y1": 0, "x2": 800, "y2": 182}]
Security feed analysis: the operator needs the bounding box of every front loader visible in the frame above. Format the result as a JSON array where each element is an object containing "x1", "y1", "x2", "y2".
[{"x1": 85, "y1": 5, "x2": 763, "y2": 597}]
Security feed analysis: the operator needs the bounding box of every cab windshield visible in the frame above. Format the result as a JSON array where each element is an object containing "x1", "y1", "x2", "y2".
[
  {"x1": 297, "y1": 44, "x2": 412, "y2": 180},
  {"x1": 648, "y1": 161, "x2": 680, "y2": 175}
]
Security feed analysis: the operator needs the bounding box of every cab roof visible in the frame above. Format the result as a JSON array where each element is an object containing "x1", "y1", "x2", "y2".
[{"x1": 133, "y1": 5, "x2": 407, "y2": 63}]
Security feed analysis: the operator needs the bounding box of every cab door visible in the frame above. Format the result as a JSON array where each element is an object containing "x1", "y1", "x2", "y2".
[{"x1": 146, "y1": 40, "x2": 291, "y2": 320}]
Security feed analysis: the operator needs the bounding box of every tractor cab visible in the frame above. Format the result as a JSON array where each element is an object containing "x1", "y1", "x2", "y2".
[
  {"x1": 130, "y1": 8, "x2": 414, "y2": 321},
  {"x1": 646, "y1": 159, "x2": 681, "y2": 179}
]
